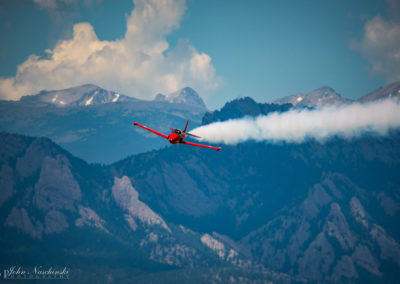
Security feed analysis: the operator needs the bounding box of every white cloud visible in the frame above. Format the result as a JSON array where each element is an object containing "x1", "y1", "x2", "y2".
[
  {"x1": 191, "y1": 99, "x2": 400, "y2": 145},
  {"x1": 0, "y1": 0, "x2": 219, "y2": 100},
  {"x1": 352, "y1": 1, "x2": 400, "y2": 82}
]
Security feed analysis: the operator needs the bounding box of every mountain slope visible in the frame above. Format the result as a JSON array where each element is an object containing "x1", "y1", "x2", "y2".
[
  {"x1": 111, "y1": 130, "x2": 400, "y2": 283},
  {"x1": 1, "y1": 127, "x2": 400, "y2": 282},
  {"x1": 359, "y1": 80, "x2": 400, "y2": 103},
  {"x1": 0, "y1": 132, "x2": 292, "y2": 283},
  {"x1": 240, "y1": 173, "x2": 400, "y2": 282}
]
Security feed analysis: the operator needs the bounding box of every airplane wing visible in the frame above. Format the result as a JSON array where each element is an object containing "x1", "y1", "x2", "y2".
[
  {"x1": 182, "y1": 141, "x2": 221, "y2": 151},
  {"x1": 133, "y1": 122, "x2": 168, "y2": 139}
]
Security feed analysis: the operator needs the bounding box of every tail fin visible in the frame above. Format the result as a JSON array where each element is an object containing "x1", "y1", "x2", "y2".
[{"x1": 183, "y1": 120, "x2": 189, "y2": 133}]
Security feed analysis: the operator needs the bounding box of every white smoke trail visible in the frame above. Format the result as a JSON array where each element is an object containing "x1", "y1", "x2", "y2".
[{"x1": 191, "y1": 99, "x2": 400, "y2": 145}]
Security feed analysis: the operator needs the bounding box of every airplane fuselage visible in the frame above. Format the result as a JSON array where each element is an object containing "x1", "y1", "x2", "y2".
[{"x1": 168, "y1": 131, "x2": 185, "y2": 144}]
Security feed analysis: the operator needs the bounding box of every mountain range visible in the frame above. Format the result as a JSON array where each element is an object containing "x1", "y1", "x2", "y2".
[
  {"x1": 0, "y1": 80, "x2": 400, "y2": 283},
  {"x1": 0, "y1": 85, "x2": 206, "y2": 164},
  {"x1": 358, "y1": 81, "x2": 400, "y2": 103},
  {"x1": 1, "y1": 81, "x2": 399, "y2": 164},
  {"x1": 271, "y1": 82, "x2": 400, "y2": 107},
  {"x1": 271, "y1": 86, "x2": 352, "y2": 108},
  {"x1": 19, "y1": 84, "x2": 137, "y2": 107},
  {"x1": 0, "y1": 132, "x2": 297, "y2": 283}
]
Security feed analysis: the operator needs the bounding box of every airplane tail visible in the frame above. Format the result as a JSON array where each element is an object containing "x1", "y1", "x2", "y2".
[
  {"x1": 183, "y1": 120, "x2": 189, "y2": 133},
  {"x1": 183, "y1": 119, "x2": 201, "y2": 138}
]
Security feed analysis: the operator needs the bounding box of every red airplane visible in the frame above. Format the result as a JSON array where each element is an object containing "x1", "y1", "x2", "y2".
[{"x1": 133, "y1": 120, "x2": 221, "y2": 151}]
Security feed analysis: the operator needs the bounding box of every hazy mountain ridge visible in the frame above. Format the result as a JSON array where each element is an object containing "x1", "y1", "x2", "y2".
[
  {"x1": 272, "y1": 86, "x2": 352, "y2": 108},
  {"x1": 358, "y1": 81, "x2": 400, "y2": 103},
  {"x1": 271, "y1": 80, "x2": 400, "y2": 107},
  {"x1": 154, "y1": 87, "x2": 207, "y2": 109},
  {"x1": 19, "y1": 84, "x2": 137, "y2": 107},
  {"x1": 0, "y1": 84, "x2": 208, "y2": 164},
  {"x1": 1, "y1": 80, "x2": 399, "y2": 164}
]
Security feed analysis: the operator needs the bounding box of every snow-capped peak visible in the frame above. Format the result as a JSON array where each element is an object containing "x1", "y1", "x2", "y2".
[
  {"x1": 112, "y1": 93, "x2": 120, "y2": 102},
  {"x1": 154, "y1": 87, "x2": 207, "y2": 109},
  {"x1": 272, "y1": 86, "x2": 353, "y2": 108},
  {"x1": 19, "y1": 84, "x2": 135, "y2": 107},
  {"x1": 84, "y1": 91, "x2": 97, "y2": 106}
]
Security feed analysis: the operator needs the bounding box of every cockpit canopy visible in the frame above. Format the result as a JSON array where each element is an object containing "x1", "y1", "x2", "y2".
[{"x1": 174, "y1": 129, "x2": 181, "y2": 134}]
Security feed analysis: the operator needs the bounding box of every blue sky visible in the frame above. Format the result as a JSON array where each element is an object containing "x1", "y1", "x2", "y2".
[{"x1": 1, "y1": 0, "x2": 399, "y2": 109}]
